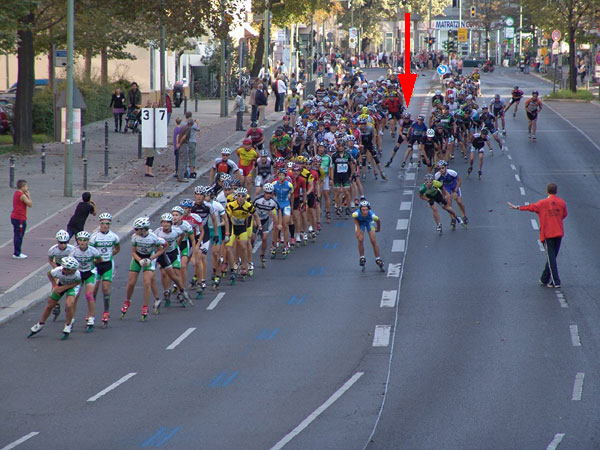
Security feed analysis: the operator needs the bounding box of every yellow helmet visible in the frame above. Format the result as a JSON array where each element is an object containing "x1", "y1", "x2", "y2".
[
  {"x1": 296, "y1": 155, "x2": 307, "y2": 164},
  {"x1": 361, "y1": 106, "x2": 369, "y2": 114}
]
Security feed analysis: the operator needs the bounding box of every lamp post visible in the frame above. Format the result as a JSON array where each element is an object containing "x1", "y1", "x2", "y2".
[{"x1": 64, "y1": 0, "x2": 74, "y2": 197}]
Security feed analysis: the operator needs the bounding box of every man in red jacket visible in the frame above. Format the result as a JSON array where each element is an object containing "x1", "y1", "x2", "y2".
[{"x1": 507, "y1": 183, "x2": 567, "y2": 288}]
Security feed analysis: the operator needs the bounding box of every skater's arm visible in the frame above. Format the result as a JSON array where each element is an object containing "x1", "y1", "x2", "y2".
[{"x1": 150, "y1": 242, "x2": 167, "y2": 260}]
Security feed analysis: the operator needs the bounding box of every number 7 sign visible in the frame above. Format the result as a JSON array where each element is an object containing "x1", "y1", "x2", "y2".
[{"x1": 141, "y1": 108, "x2": 168, "y2": 149}]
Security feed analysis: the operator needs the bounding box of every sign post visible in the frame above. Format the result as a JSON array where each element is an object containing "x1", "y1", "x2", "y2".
[
  {"x1": 141, "y1": 108, "x2": 168, "y2": 149},
  {"x1": 457, "y1": 28, "x2": 467, "y2": 42}
]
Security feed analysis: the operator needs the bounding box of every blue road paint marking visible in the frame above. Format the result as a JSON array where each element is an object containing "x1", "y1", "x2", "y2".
[
  {"x1": 210, "y1": 371, "x2": 239, "y2": 387},
  {"x1": 309, "y1": 266, "x2": 326, "y2": 276},
  {"x1": 155, "y1": 427, "x2": 180, "y2": 447},
  {"x1": 257, "y1": 329, "x2": 269, "y2": 340},
  {"x1": 332, "y1": 242, "x2": 338, "y2": 249},
  {"x1": 142, "y1": 428, "x2": 166, "y2": 447},
  {"x1": 288, "y1": 295, "x2": 306, "y2": 305},
  {"x1": 342, "y1": 222, "x2": 348, "y2": 228},
  {"x1": 297, "y1": 295, "x2": 306, "y2": 304},
  {"x1": 318, "y1": 266, "x2": 326, "y2": 275},
  {"x1": 334, "y1": 222, "x2": 340, "y2": 228},
  {"x1": 209, "y1": 372, "x2": 226, "y2": 387},
  {"x1": 287, "y1": 295, "x2": 297, "y2": 304},
  {"x1": 324, "y1": 242, "x2": 330, "y2": 249},
  {"x1": 268, "y1": 328, "x2": 280, "y2": 339},
  {"x1": 222, "y1": 371, "x2": 239, "y2": 386},
  {"x1": 309, "y1": 267, "x2": 316, "y2": 276},
  {"x1": 258, "y1": 328, "x2": 280, "y2": 340}
]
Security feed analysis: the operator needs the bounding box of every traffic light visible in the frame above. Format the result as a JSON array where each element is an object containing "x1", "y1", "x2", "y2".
[
  {"x1": 427, "y1": 37, "x2": 436, "y2": 46},
  {"x1": 470, "y1": 6, "x2": 476, "y2": 17}
]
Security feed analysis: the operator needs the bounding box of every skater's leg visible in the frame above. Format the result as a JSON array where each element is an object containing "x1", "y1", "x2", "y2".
[
  {"x1": 367, "y1": 229, "x2": 380, "y2": 259},
  {"x1": 355, "y1": 228, "x2": 365, "y2": 257}
]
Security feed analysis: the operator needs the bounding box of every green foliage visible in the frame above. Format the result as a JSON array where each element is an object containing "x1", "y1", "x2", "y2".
[
  {"x1": 31, "y1": 88, "x2": 55, "y2": 135},
  {"x1": 546, "y1": 89, "x2": 594, "y2": 101}
]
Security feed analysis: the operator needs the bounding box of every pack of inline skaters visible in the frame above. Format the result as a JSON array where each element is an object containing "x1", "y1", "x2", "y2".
[{"x1": 28, "y1": 65, "x2": 543, "y2": 339}]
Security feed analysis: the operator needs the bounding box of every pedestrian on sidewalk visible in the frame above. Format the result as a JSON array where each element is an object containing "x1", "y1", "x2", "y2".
[
  {"x1": 176, "y1": 118, "x2": 193, "y2": 181},
  {"x1": 109, "y1": 87, "x2": 126, "y2": 132},
  {"x1": 173, "y1": 116, "x2": 182, "y2": 177},
  {"x1": 249, "y1": 81, "x2": 258, "y2": 122},
  {"x1": 276, "y1": 75, "x2": 287, "y2": 112},
  {"x1": 66, "y1": 191, "x2": 96, "y2": 240},
  {"x1": 255, "y1": 83, "x2": 268, "y2": 126},
  {"x1": 507, "y1": 183, "x2": 568, "y2": 288},
  {"x1": 10, "y1": 179, "x2": 32, "y2": 259},
  {"x1": 232, "y1": 89, "x2": 246, "y2": 131},
  {"x1": 184, "y1": 111, "x2": 199, "y2": 178}
]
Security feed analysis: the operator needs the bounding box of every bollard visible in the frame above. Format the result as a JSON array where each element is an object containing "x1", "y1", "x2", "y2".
[
  {"x1": 41, "y1": 144, "x2": 46, "y2": 174},
  {"x1": 184, "y1": 96, "x2": 187, "y2": 114},
  {"x1": 104, "y1": 121, "x2": 109, "y2": 149},
  {"x1": 138, "y1": 131, "x2": 142, "y2": 159},
  {"x1": 83, "y1": 158, "x2": 88, "y2": 190},
  {"x1": 81, "y1": 131, "x2": 86, "y2": 158},
  {"x1": 104, "y1": 145, "x2": 109, "y2": 177},
  {"x1": 195, "y1": 94, "x2": 198, "y2": 113},
  {"x1": 9, "y1": 154, "x2": 15, "y2": 188}
]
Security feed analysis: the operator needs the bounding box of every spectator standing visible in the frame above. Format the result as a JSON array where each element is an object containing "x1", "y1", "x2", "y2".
[
  {"x1": 66, "y1": 192, "x2": 96, "y2": 240},
  {"x1": 184, "y1": 111, "x2": 199, "y2": 178},
  {"x1": 249, "y1": 81, "x2": 258, "y2": 122},
  {"x1": 276, "y1": 75, "x2": 287, "y2": 112},
  {"x1": 10, "y1": 179, "x2": 32, "y2": 259},
  {"x1": 176, "y1": 118, "x2": 193, "y2": 182},
  {"x1": 578, "y1": 59, "x2": 587, "y2": 86},
  {"x1": 109, "y1": 87, "x2": 126, "y2": 132},
  {"x1": 126, "y1": 82, "x2": 142, "y2": 113},
  {"x1": 173, "y1": 117, "x2": 182, "y2": 177},
  {"x1": 233, "y1": 89, "x2": 246, "y2": 131},
  {"x1": 165, "y1": 92, "x2": 173, "y2": 125},
  {"x1": 255, "y1": 83, "x2": 268, "y2": 126},
  {"x1": 507, "y1": 183, "x2": 568, "y2": 288},
  {"x1": 457, "y1": 58, "x2": 463, "y2": 75}
]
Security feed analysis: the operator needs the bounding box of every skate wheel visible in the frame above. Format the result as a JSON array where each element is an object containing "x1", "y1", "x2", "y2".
[
  {"x1": 362, "y1": 266, "x2": 366, "y2": 272},
  {"x1": 142, "y1": 316, "x2": 147, "y2": 322},
  {"x1": 86, "y1": 326, "x2": 94, "y2": 333},
  {"x1": 61, "y1": 333, "x2": 69, "y2": 340},
  {"x1": 120, "y1": 313, "x2": 125, "y2": 319}
]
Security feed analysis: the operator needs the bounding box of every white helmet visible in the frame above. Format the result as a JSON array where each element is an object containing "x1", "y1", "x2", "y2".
[
  {"x1": 76, "y1": 231, "x2": 91, "y2": 240},
  {"x1": 171, "y1": 206, "x2": 184, "y2": 215},
  {"x1": 61, "y1": 256, "x2": 79, "y2": 270},
  {"x1": 98, "y1": 212, "x2": 112, "y2": 222},
  {"x1": 359, "y1": 200, "x2": 370, "y2": 208},
  {"x1": 221, "y1": 147, "x2": 232, "y2": 155},
  {"x1": 133, "y1": 217, "x2": 150, "y2": 229},
  {"x1": 55, "y1": 229, "x2": 70, "y2": 242},
  {"x1": 426, "y1": 128, "x2": 435, "y2": 138},
  {"x1": 160, "y1": 213, "x2": 173, "y2": 222},
  {"x1": 263, "y1": 183, "x2": 275, "y2": 193},
  {"x1": 194, "y1": 185, "x2": 206, "y2": 195},
  {"x1": 235, "y1": 187, "x2": 248, "y2": 196},
  {"x1": 435, "y1": 90, "x2": 441, "y2": 95}
]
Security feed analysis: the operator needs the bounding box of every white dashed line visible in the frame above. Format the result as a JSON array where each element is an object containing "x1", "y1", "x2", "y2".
[
  {"x1": 404, "y1": 172, "x2": 416, "y2": 181},
  {"x1": 531, "y1": 219, "x2": 539, "y2": 230},
  {"x1": 206, "y1": 292, "x2": 226, "y2": 310},
  {"x1": 0, "y1": 432, "x2": 40, "y2": 450},
  {"x1": 387, "y1": 263, "x2": 402, "y2": 277},
  {"x1": 556, "y1": 292, "x2": 568, "y2": 308},
  {"x1": 403, "y1": 190, "x2": 412, "y2": 195},
  {"x1": 510, "y1": 164, "x2": 517, "y2": 171},
  {"x1": 380, "y1": 290, "x2": 397, "y2": 308},
  {"x1": 399, "y1": 201, "x2": 412, "y2": 211},
  {"x1": 569, "y1": 325, "x2": 581, "y2": 347},
  {"x1": 396, "y1": 219, "x2": 408, "y2": 230},
  {"x1": 514, "y1": 174, "x2": 521, "y2": 182},
  {"x1": 166, "y1": 327, "x2": 196, "y2": 350},
  {"x1": 572, "y1": 373, "x2": 585, "y2": 401},
  {"x1": 520, "y1": 187, "x2": 526, "y2": 196},
  {"x1": 87, "y1": 373, "x2": 137, "y2": 402},
  {"x1": 546, "y1": 433, "x2": 565, "y2": 450},
  {"x1": 372, "y1": 325, "x2": 392, "y2": 347},
  {"x1": 507, "y1": 154, "x2": 513, "y2": 160},
  {"x1": 391, "y1": 240, "x2": 405, "y2": 252}
]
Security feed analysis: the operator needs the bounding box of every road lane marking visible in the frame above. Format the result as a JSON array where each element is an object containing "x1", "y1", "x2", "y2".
[
  {"x1": 399, "y1": 201, "x2": 412, "y2": 211},
  {"x1": 510, "y1": 164, "x2": 517, "y2": 171},
  {"x1": 572, "y1": 373, "x2": 585, "y2": 401},
  {"x1": 0, "y1": 432, "x2": 40, "y2": 450},
  {"x1": 531, "y1": 219, "x2": 539, "y2": 230},
  {"x1": 380, "y1": 290, "x2": 397, "y2": 308},
  {"x1": 396, "y1": 219, "x2": 408, "y2": 230},
  {"x1": 391, "y1": 240, "x2": 405, "y2": 252},
  {"x1": 546, "y1": 433, "x2": 565, "y2": 450},
  {"x1": 372, "y1": 325, "x2": 392, "y2": 347},
  {"x1": 269, "y1": 372, "x2": 364, "y2": 450},
  {"x1": 569, "y1": 325, "x2": 581, "y2": 347},
  {"x1": 556, "y1": 292, "x2": 568, "y2": 308},
  {"x1": 544, "y1": 102, "x2": 600, "y2": 153},
  {"x1": 507, "y1": 154, "x2": 513, "y2": 160},
  {"x1": 514, "y1": 174, "x2": 521, "y2": 182},
  {"x1": 405, "y1": 172, "x2": 416, "y2": 181},
  {"x1": 520, "y1": 187, "x2": 526, "y2": 196},
  {"x1": 537, "y1": 240, "x2": 545, "y2": 252},
  {"x1": 257, "y1": 328, "x2": 280, "y2": 340},
  {"x1": 87, "y1": 372, "x2": 136, "y2": 402},
  {"x1": 403, "y1": 190, "x2": 412, "y2": 195},
  {"x1": 210, "y1": 371, "x2": 239, "y2": 387},
  {"x1": 206, "y1": 292, "x2": 226, "y2": 310},
  {"x1": 142, "y1": 427, "x2": 180, "y2": 448},
  {"x1": 387, "y1": 263, "x2": 401, "y2": 277},
  {"x1": 166, "y1": 327, "x2": 196, "y2": 350}
]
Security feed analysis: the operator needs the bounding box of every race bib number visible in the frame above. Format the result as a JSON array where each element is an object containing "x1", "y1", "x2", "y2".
[
  {"x1": 337, "y1": 163, "x2": 348, "y2": 173},
  {"x1": 283, "y1": 206, "x2": 291, "y2": 216}
]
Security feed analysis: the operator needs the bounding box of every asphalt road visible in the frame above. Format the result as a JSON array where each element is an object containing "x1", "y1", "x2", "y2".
[{"x1": 1, "y1": 68, "x2": 599, "y2": 450}]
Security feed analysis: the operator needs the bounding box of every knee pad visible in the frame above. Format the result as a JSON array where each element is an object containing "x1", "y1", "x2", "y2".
[{"x1": 86, "y1": 292, "x2": 95, "y2": 302}]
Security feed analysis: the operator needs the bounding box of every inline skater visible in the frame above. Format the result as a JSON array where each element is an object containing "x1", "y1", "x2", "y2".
[
  {"x1": 330, "y1": 140, "x2": 356, "y2": 218},
  {"x1": 434, "y1": 160, "x2": 468, "y2": 227},
  {"x1": 479, "y1": 105, "x2": 503, "y2": 152},
  {"x1": 467, "y1": 128, "x2": 493, "y2": 179},
  {"x1": 191, "y1": 186, "x2": 219, "y2": 293},
  {"x1": 246, "y1": 121, "x2": 265, "y2": 150},
  {"x1": 171, "y1": 205, "x2": 195, "y2": 294},
  {"x1": 352, "y1": 200, "x2": 384, "y2": 272},
  {"x1": 47, "y1": 229, "x2": 75, "y2": 320},
  {"x1": 358, "y1": 119, "x2": 387, "y2": 180},
  {"x1": 225, "y1": 187, "x2": 260, "y2": 281},
  {"x1": 384, "y1": 111, "x2": 412, "y2": 167},
  {"x1": 490, "y1": 94, "x2": 506, "y2": 136},
  {"x1": 524, "y1": 91, "x2": 543, "y2": 142},
  {"x1": 253, "y1": 183, "x2": 281, "y2": 265},
  {"x1": 504, "y1": 85, "x2": 524, "y2": 118},
  {"x1": 236, "y1": 138, "x2": 258, "y2": 190},
  {"x1": 253, "y1": 150, "x2": 273, "y2": 197},
  {"x1": 418, "y1": 174, "x2": 462, "y2": 233},
  {"x1": 272, "y1": 168, "x2": 294, "y2": 256},
  {"x1": 208, "y1": 148, "x2": 242, "y2": 185}
]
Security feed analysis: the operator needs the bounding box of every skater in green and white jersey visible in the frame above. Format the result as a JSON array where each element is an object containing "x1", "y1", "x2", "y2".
[
  {"x1": 90, "y1": 213, "x2": 120, "y2": 328},
  {"x1": 70, "y1": 231, "x2": 102, "y2": 331},
  {"x1": 28, "y1": 257, "x2": 82, "y2": 340},
  {"x1": 47, "y1": 229, "x2": 75, "y2": 320},
  {"x1": 171, "y1": 206, "x2": 195, "y2": 293}
]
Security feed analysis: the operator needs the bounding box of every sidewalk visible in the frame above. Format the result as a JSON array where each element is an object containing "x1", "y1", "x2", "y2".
[{"x1": 0, "y1": 98, "x2": 283, "y2": 324}]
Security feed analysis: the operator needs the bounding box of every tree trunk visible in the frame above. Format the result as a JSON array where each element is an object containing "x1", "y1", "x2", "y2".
[
  {"x1": 251, "y1": 23, "x2": 265, "y2": 77},
  {"x1": 48, "y1": 44, "x2": 54, "y2": 92},
  {"x1": 84, "y1": 48, "x2": 92, "y2": 81},
  {"x1": 100, "y1": 47, "x2": 108, "y2": 85},
  {"x1": 14, "y1": 14, "x2": 35, "y2": 151},
  {"x1": 569, "y1": 26, "x2": 577, "y2": 92}
]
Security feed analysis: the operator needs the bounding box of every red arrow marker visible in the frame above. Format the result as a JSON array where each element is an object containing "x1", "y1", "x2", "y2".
[{"x1": 398, "y1": 13, "x2": 418, "y2": 107}]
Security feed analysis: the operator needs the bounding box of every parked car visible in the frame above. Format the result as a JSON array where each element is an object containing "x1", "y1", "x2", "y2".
[
  {"x1": 0, "y1": 78, "x2": 50, "y2": 101},
  {"x1": 462, "y1": 56, "x2": 487, "y2": 68}
]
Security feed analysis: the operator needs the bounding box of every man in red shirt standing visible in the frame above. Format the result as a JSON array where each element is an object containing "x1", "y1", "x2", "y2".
[
  {"x1": 10, "y1": 179, "x2": 33, "y2": 259},
  {"x1": 508, "y1": 183, "x2": 567, "y2": 288}
]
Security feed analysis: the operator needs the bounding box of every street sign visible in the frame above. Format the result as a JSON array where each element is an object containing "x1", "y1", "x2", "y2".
[
  {"x1": 141, "y1": 108, "x2": 168, "y2": 149},
  {"x1": 595, "y1": 65, "x2": 600, "y2": 78},
  {"x1": 427, "y1": 28, "x2": 433, "y2": 36},
  {"x1": 349, "y1": 27, "x2": 357, "y2": 39},
  {"x1": 552, "y1": 29, "x2": 561, "y2": 41},
  {"x1": 505, "y1": 16, "x2": 514, "y2": 26},
  {"x1": 349, "y1": 37, "x2": 357, "y2": 48},
  {"x1": 349, "y1": 27, "x2": 357, "y2": 48},
  {"x1": 505, "y1": 27, "x2": 514, "y2": 39},
  {"x1": 61, "y1": 108, "x2": 81, "y2": 143},
  {"x1": 457, "y1": 28, "x2": 468, "y2": 42},
  {"x1": 55, "y1": 49, "x2": 67, "y2": 67},
  {"x1": 595, "y1": 52, "x2": 600, "y2": 65},
  {"x1": 437, "y1": 64, "x2": 449, "y2": 75}
]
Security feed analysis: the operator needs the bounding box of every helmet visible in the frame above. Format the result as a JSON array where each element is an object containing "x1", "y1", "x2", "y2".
[
  {"x1": 494, "y1": 93, "x2": 500, "y2": 99},
  {"x1": 424, "y1": 174, "x2": 434, "y2": 182},
  {"x1": 235, "y1": 187, "x2": 248, "y2": 196},
  {"x1": 433, "y1": 99, "x2": 442, "y2": 105},
  {"x1": 76, "y1": 231, "x2": 91, "y2": 240},
  {"x1": 171, "y1": 206, "x2": 184, "y2": 215},
  {"x1": 436, "y1": 160, "x2": 448, "y2": 167},
  {"x1": 296, "y1": 155, "x2": 307, "y2": 163},
  {"x1": 250, "y1": 121, "x2": 258, "y2": 127},
  {"x1": 481, "y1": 128, "x2": 489, "y2": 135},
  {"x1": 222, "y1": 181, "x2": 232, "y2": 189},
  {"x1": 278, "y1": 167, "x2": 287, "y2": 174},
  {"x1": 287, "y1": 161, "x2": 294, "y2": 169},
  {"x1": 292, "y1": 164, "x2": 301, "y2": 171},
  {"x1": 283, "y1": 115, "x2": 290, "y2": 120},
  {"x1": 242, "y1": 138, "x2": 252, "y2": 145},
  {"x1": 61, "y1": 256, "x2": 79, "y2": 270},
  {"x1": 219, "y1": 173, "x2": 232, "y2": 182},
  {"x1": 231, "y1": 179, "x2": 242, "y2": 187},
  {"x1": 194, "y1": 185, "x2": 206, "y2": 195},
  {"x1": 403, "y1": 112, "x2": 411, "y2": 118},
  {"x1": 359, "y1": 200, "x2": 370, "y2": 208},
  {"x1": 160, "y1": 213, "x2": 173, "y2": 222},
  {"x1": 435, "y1": 90, "x2": 441, "y2": 95},
  {"x1": 55, "y1": 229, "x2": 70, "y2": 242},
  {"x1": 532, "y1": 90, "x2": 539, "y2": 96},
  {"x1": 259, "y1": 150, "x2": 269, "y2": 157},
  {"x1": 417, "y1": 114, "x2": 425, "y2": 120},
  {"x1": 514, "y1": 86, "x2": 519, "y2": 90},
  {"x1": 133, "y1": 217, "x2": 150, "y2": 229},
  {"x1": 180, "y1": 199, "x2": 193, "y2": 208},
  {"x1": 98, "y1": 212, "x2": 112, "y2": 222},
  {"x1": 263, "y1": 183, "x2": 275, "y2": 193},
  {"x1": 346, "y1": 135, "x2": 356, "y2": 142},
  {"x1": 426, "y1": 129, "x2": 435, "y2": 138},
  {"x1": 221, "y1": 147, "x2": 232, "y2": 155}
]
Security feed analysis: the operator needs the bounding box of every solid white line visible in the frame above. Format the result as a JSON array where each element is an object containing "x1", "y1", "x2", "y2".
[
  {"x1": 396, "y1": 219, "x2": 408, "y2": 230},
  {"x1": 569, "y1": 325, "x2": 581, "y2": 347},
  {"x1": 404, "y1": 172, "x2": 416, "y2": 181},
  {"x1": 510, "y1": 164, "x2": 517, "y2": 171},
  {"x1": 391, "y1": 240, "x2": 405, "y2": 252},
  {"x1": 544, "y1": 102, "x2": 600, "y2": 153},
  {"x1": 520, "y1": 187, "x2": 526, "y2": 196},
  {"x1": 206, "y1": 292, "x2": 226, "y2": 310},
  {"x1": 572, "y1": 372, "x2": 585, "y2": 401},
  {"x1": 0, "y1": 432, "x2": 40, "y2": 450},
  {"x1": 166, "y1": 327, "x2": 196, "y2": 350},
  {"x1": 507, "y1": 154, "x2": 513, "y2": 160},
  {"x1": 515, "y1": 174, "x2": 521, "y2": 182},
  {"x1": 399, "y1": 201, "x2": 412, "y2": 211},
  {"x1": 269, "y1": 372, "x2": 364, "y2": 450},
  {"x1": 372, "y1": 325, "x2": 392, "y2": 347},
  {"x1": 87, "y1": 373, "x2": 136, "y2": 402},
  {"x1": 537, "y1": 240, "x2": 545, "y2": 252},
  {"x1": 380, "y1": 290, "x2": 397, "y2": 308},
  {"x1": 546, "y1": 433, "x2": 565, "y2": 450},
  {"x1": 531, "y1": 219, "x2": 539, "y2": 230}
]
